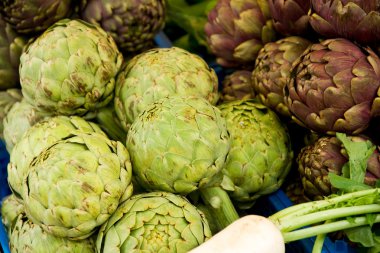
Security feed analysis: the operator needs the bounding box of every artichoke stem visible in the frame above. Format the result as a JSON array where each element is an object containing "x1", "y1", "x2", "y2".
[
  {"x1": 95, "y1": 109, "x2": 127, "y2": 142},
  {"x1": 199, "y1": 186, "x2": 240, "y2": 232}
]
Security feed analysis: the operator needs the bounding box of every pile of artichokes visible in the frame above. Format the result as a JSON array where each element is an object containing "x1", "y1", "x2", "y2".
[{"x1": 1, "y1": 0, "x2": 380, "y2": 252}]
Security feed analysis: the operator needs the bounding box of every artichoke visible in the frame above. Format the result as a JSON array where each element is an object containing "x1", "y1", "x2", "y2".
[
  {"x1": 80, "y1": 0, "x2": 166, "y2": 54},
  {"x1": 252, "y1": 36, "x2": 311, "y2": 117},
  {"x1": 297, "y1": 135, "x2": 380, "y2": 200},
  {"x1": 7, "y1": 116, "x2": 107, "y2": 199},
  {"x1": 220, "y1": 70, "x2": 256, "y2": 103},
  {"x1": 0, "y1": 16, "x2": 27, "y2": 90},
  {"x1": 268, "y1": 0, "x2": 311, "y2": 36},
  {"x1": 114, "y1": 47, "x2": 219, "y2": 130},
  {"x1": 96, "y1": 191, "x2": 212, "y2": 253},
  {"x1": 1, "y1": 194, "x2": 24, "y2": 234},
  {"x1": 94, "y1": 103, "x2": 127, "y2": 143},
  {"x1": 3, "y1": 99, "x2": 53, "y2": 153},
  {"x1": 0, "y1": 0, "x2": 74, "y2": 34},
  {"x1": 284, "y1": 38, "x2": 380, "y2": 135},
  {"x1": 218, "y1": 100, "x2": 293, "y2": 209},
  {"x1": 204, "y1": 0, "x2": 277, "y2": 68},
  {"x1": 310, "y1": 0, "x2": 380, "y2": 44},
  {"x1": 19, "y1": 19, "x2": 123, "y2": 116},
  {"x1": 10, "y1": 214, "x2": 95, "y2": 253},
  {"x1": 0, "y1": 88, "x2": 22, "y2": 139},
  {"x1": 23, "y1": 131, "x2": 133, "y2": 239},
  {"x1": 126, "y1": 96, "x2": 230, "y2": 195}
]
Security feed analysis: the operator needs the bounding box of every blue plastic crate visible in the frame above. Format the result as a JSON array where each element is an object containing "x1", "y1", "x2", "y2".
[{"x1": 0, "y1": 140, "x2": 11, "y2": 253}]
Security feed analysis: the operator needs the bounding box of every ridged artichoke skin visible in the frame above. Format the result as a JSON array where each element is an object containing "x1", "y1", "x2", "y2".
[
  {"x1": 252, "y1": 36, "x2": 311, "y2": 117},
  {"x1": 114, "y1": 47, "x2": 219, "y2": 130},
  {"x1": 285, "y1": 38, "x2": 380, "y2": 135},
  {"x1": 297, "y1": 135, "x2": 380, "y2": 200},
  {"x1": 1, "y1": 194, "x2": 24, "y2": 234},
  {"x1": 205, "y1": 0, "x2": 277, "y2": 68},
  {"x1": 0, "y1": 0, "x2": 74, "y2": 34},
  {"x1": 7, "y1": 116, "x2": 107, "y2": 199},
  {"x1": 0, "y1": 88, "x2": 22, "y2": 139},
  {"x1": 0, "y1": 17, "x2": 26, "y2": 90},
  {"x1": 80, "y1": 0, "x2": 166, "y2": 53},
  {"x1": 96, "y1": 192, "x2": 212, "y2": 253},
  {"x1": 10, "y1": 214, "x2": 95, "y2": 253},
  {"x1": 268, "y1": 0, "x2": 311, "y2": 36},
  {"x1": 220, "y1": 70, "x2": 256, "y2": 103},
  {"x1": 19, "y1": 19, "x2": 123, "y2": 116},
  {"x1": 218, "y1": 100, "x2": 293, "y2": 209},
  {"x1": 23, "y1": 132, "x2": 133, "y2": 240},
  {"x1": 126, "y1": 96, "x2": 230, "y2": 195},
  {"x1": 3, "y1": 99, "x2": 53, "y2": 154},
  {"x1": 310, "y1": 0, "x2": 380, "y2": 44}
]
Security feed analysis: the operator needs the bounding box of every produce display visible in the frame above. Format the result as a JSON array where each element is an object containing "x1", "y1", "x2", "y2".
[{"x1": 0, "y1": 0, "x2": 380, "y2": 253}]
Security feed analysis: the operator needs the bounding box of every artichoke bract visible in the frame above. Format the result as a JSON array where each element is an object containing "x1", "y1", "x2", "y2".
[
  {"x1": 80, "y1": 0, "x2": 166, "y2": 54},
  {"x1": 96, "y1": 192, "x2": 212, "y2": 253},
  {"x1": 284, "y1": 38, "x2": 380, "y2": 135},
  {"x1": 126, "y1": 96, "x2": 230, "y2": 195},
  {"x1": 3, "y1": 99, "x2": 53, "y2": 153},
  {"x1": 205, "y1": 0, "x2": 277, "y2": 68},
  {"x1": 252, "y1": 36, "x2": 311, "y2": 117},
  {"x1": 218, "y1": 100, "x2": 293, "y2": 209},
  {"x1": 19, "y1": 19, "x2": 123, "y2": 116},
  {"x1": 297, "y1": 135, "x2": 380, "y2": 200},
  {"x1": 114, "y1": 47, "x2": 219, "y2": 130},
  {"x1": 10, "y1": 214, "x2": 95, "y2": 253},
  {"x1": 268, "y1": 0, "x2": 311, "y2": 36},
  {"x1": 23, "y1": 132, "x2": 133, "y2": 239},
  {"x1": 0, "y1": 88, "x2": 22, "y2": 139},
  {"x1": 310, "y1": 0, "x2": 380, "y2": 44},
  {"x1": 1, "y1": 194, "x2": 24, "y2": 234},
  {"x1": 0, "y1": 16, "x2": 26, "y2": 90},
  {"x1": 7, "y1": 116, "x2": 107, "y2": 199},
  {"x1": 220, "y1": 70, "x2": 256, "y2": 103},
  {"x1": 0, "y1": 0, "x2": 74, "y2": 34}
]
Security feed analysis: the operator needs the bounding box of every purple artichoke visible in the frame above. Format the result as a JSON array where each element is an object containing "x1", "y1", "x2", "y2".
[
  {"x1": 205, "y1": 0, "x2": 277, "y2": 69},
  {"x1": 285, "y1": 38, "x2": 380, "y2": 135},
  {"x1": 268, "y1": 0, "x2": 312, "y2": 36},
  {"x1": 220, "y1": 70, "x2": 256, "y2": 103},
  {"x1": 80, "y1": 0, "x2": 166, "y2": 54},
  {"x1": 0, "y1": 0, "x2": 74, "y2": 34},
  {"x1": 310, "y1": 0, "x2": 380, "y2": 44},
  {"x1": 298, "y1": 135, "x2": 380, "y2": 200}
]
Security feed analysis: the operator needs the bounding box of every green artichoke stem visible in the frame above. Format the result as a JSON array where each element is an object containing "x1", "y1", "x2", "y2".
[
  {"x1": 199, "y1": 186, "x2": 240, "y2": 231},
  {"x1": 95, "y1": 108, "x2": 127, "y2": 142}
]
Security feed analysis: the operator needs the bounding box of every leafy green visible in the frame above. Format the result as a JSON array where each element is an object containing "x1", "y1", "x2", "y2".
[
  {"x1": 329, "y1": 173, "x2": 372, "y2": 193},
  {"x1": 345, "y1": 226, "x2": 375, "y2": 247}
]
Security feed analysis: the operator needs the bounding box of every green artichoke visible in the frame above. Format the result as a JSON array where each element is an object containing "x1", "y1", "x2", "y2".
[
  {"x1": 310, "y1": 0, "x2": 380, "y2": 44},
  {"x1": 0, "y1": 0, "x2": 74, "y2": 34},
  {"x1": 0, "y1": 88, "x2": 22, "y2": 139},
  {"x1": 126, "y1": 96, "x2": 230, "y2": 195},
  {"x1": 204, "y1": 0, "x2": 277, "y2": 68},
  {"x1": 0, "y1": 16, "x2": 26, "y2": 90},
  {"x1": 284, "y1": 38, "x2": 380, "y2": 135},
  {"x1": 218, "y1": 100, "x2": 293, "y2": 209},
  {"x1": 268, "y1": 0, "x2": 311, "y2": 36},
  {"x1": 80, "y1": 0, "x2": 166, "y2": 54},
  {"x1": 297, "y1": 135, "x2": 380, "y2": 200},
  {"x1": 252, "y1": 36, "x2": 311, "y2": 117},
  {"x1": 23, "y1": 132, "x2": 133, "y2": 239},
  {"x1": 10, "y1": 214, "x2": 95, "y2": 253},
  {"x1": 220, "y1": 70, "x2": 256, "y2": 103},
  {"x1": 1, "y1": 194, "x2": 24, "y2": 234},
  {"x1": 19, "y1": 19, "x2": 123, "y2": 116},
  {"x1": 96, "y1": 191, "x2": 212, "y2": 253},
  {"x1": 114, "y1": 47, "x2": 219, "y2": 130},
  {"x1": 3, "y1": 99, "x2": 53, "y2": 153},
  {"x1": 7, "y1": 116, "x2": 107, "y2": 199}
]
